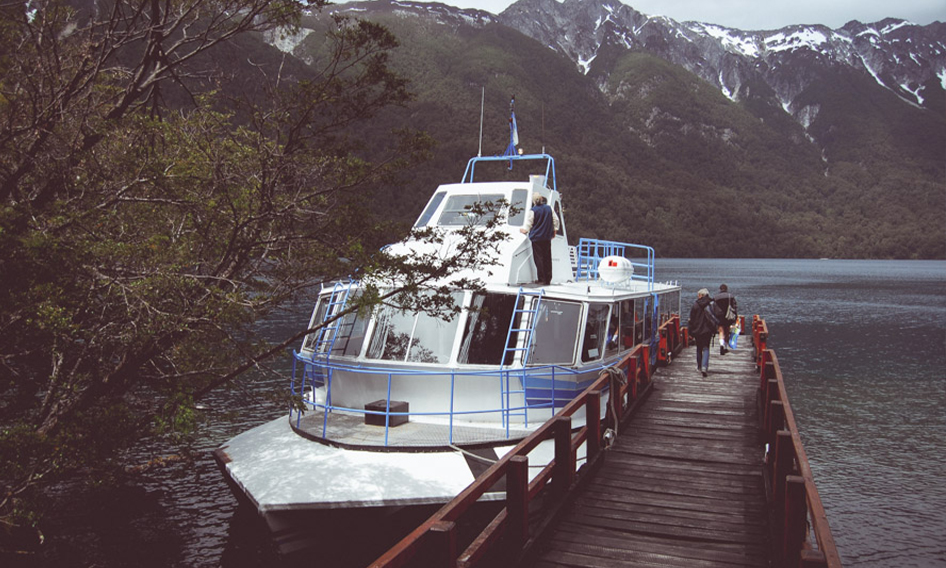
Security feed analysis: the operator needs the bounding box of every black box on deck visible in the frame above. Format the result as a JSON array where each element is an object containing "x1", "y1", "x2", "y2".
[{"x1": 364, "y1": 400, "x2": 409, "y2": 427}]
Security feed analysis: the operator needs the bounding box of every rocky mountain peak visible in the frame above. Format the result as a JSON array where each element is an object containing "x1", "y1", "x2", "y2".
[{"x1": 497, "y1": 0, "x2": 946, "y2": 122}]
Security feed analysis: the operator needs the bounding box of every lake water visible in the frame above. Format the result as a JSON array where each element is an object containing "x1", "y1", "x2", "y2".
[{"x1": 21, "y1": 259, "x2": 946, "y2": 567}]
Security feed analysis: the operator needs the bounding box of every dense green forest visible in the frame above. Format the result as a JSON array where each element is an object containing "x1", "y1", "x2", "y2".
[{"x1": 298, "y1": 8, "x2": 945, "y2": 259}]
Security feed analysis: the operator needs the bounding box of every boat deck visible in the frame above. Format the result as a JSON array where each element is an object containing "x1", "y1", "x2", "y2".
[
  {"x1": 527, "y1": 341, "x2": 771, "y2": 567},
  {"x1": 294, "y1": 410, "x2": 534, "y2": 449}
]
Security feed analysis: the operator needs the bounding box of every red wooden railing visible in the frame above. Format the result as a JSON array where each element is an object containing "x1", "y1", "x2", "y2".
[
  {"x1": 754, "y1": 317, "x2": 842, "y2": 568},
  {"x1": 369, "y1": 314, "x2": 840, "y2": 568},
  {"x1": 368, "y1": 315, "x2": 683, "y2": 568}
]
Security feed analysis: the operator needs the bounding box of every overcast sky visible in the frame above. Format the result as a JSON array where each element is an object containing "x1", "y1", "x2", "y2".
[{"x1": 434, "y1": 0, "x2": 945, "y2": 30}]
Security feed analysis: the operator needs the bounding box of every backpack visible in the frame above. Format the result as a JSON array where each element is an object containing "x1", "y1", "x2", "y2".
[
  {"x1": 724, "y1": 302, "x2": 737, "y2": 323},
  {"x1": 704, "y1": 303, "x2": 720, "y2": 327}
]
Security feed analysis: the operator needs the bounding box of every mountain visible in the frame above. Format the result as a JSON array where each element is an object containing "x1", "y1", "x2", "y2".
[
  {"x1": 498, "y1": 0, "x2": 946, "y2": 166},
  {"x1": 500, "y1": 0, "x2": 945, "y2": 114},
  {"x1": 265, "y1": 0, "x2": 945, "y2": 259}
]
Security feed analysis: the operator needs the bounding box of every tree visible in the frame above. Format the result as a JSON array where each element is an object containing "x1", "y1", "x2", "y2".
[{"x1": 0, "y1": 0, "x2": 508, "y2": 552}]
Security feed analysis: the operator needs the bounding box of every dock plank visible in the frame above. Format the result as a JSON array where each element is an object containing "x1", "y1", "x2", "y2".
[{"x1": 526, "y1": 343, "x2": 771, "y2": 568}]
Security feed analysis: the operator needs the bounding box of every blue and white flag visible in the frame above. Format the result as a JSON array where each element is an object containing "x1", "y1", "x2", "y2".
[{"x1": 510, "y1": 111, "x2": 519, "y2": 146}]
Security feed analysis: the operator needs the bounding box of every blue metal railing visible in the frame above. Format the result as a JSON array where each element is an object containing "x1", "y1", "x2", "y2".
[
  {"x1": 575, "y1": 238, "x2": 655, "y2": 290},
  {"x1": 288, "y1": 355, "x2": 609, "y2": 447},
  {"x1": 460, "y1": 154, "x2": 557, "y2": 192}
]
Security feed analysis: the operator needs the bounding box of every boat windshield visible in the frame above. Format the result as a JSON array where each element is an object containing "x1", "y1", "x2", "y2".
[
  {"x1": 530, "y1": 299, "x2": 581, "y2": 365},
  {"x1": 301, "y1": 291, "x2": 368, "y2": 358},
  {"x1": 366, "y1": 292, "x2": 463, "y2": 364},
  {"x1": 415, "y1": 191, "x2": 446, "y2": 228},
  {"x1": 437, "y1": 194, "x2": 505, "y2": 226}
]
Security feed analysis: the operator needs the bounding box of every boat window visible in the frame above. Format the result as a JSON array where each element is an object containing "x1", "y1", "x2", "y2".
[
  {"x1": 581, "y1": 303, "x2": 611, "y2": 362},
  {"x1": 366, "y1": 292, "x2": 463, "y2": 364},
  {"x1": 605, "y1": 302, "x2": 623, "y2": 357},
  {"x1": 642, "y1": 296, "x2": 653, "y2": 343},
  {"x1": 634, "y1": 298, "x2": 645, "y2": 346},
  {"x1": 300, "y1": 291, "x2": 368, "y2": 357},
  {"x1": 508, "y1": 189, "x2": 528, "y2": 227},
  {"x1": 620, "y1": 299, "x2": 636, "y2": 349},
  {"x1": 663, "y1": 290, "x2": 680, "y2": 321},
  {"x1": 531, "y1": 300, "x2": 581, "y2": 365},
  {"x1": 459, "y1": 293, "x2": 519, "y2": 365},
  {"x1": 437, "y1": 194, "x2": 504, "y2": 226},
  {"x1": 553, "y1": 201, "x2": 564, "y2": 236},
  {"x1": 657, "y1": 292, "x2": 669, "y2": 326},
  {"x1": 414, "y1": 191, "x2": 446, "y2": 228},
  {"x1": 301, "y1": 297, "x2": 329, "y2": 353},
  {"x1": 334, "y1": 306, "x2": 369, "y2": 358}
]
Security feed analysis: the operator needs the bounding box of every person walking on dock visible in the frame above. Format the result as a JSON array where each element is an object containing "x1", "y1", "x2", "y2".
[
  {"x1": 714, "y1": 284, "x2": 738, "y2": 355},
  {"x1": 520, "y1": 193, "x2": 558, "y2": 285},
  {"x1": 688, "y1": 288, "x2": 719, "y2": 377}
]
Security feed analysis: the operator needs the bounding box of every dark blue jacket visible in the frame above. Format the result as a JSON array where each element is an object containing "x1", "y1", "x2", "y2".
[{"x1": 528, "y1": 204, "x2": 555, "y2": 241}]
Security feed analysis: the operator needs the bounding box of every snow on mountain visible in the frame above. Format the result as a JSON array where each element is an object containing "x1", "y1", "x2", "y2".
[
  {"x1": 497, "y1": 0, "x2": 945, "y2": 121},
  {"x1": 278, "y1": 0, "x2": 943, "y2": 133}
]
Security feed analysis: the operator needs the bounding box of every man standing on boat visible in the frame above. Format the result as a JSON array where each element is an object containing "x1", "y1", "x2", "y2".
[
  {"x1": 520, "y1": 193, "x2": 558, "y2": 285},
  {"x1": 714, "y1": 284, "x2": 738, "y2": 355},
  {"x1": 688, "y1": 288, "x2": 719, "y2": 377}
]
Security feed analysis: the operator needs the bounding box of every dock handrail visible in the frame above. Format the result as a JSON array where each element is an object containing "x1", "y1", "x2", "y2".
[
  {"x1": 367, "y1": 316, "x2": 682, "y2": 568},
  {"x1": 754, "y1": 317, "x2": 842, "y2": 568}
]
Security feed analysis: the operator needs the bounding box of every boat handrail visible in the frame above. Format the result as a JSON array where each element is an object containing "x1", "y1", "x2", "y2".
[
  {"x1": 575, "y1": 238, "x2": 655, "y2": 290},
  {"x1": 289, "y1": 351, "x2": 635, "y2": 447},
  {"x1": 460, "y1": 153, "x2": 557, "y2": 191}
]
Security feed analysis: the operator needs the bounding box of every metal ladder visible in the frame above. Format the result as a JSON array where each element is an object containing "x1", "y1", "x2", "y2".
[
  {"x1": 500, "y1": 287, "x2": 544, "y2": 430},
  {"x1": 312, "y1": 281, "x2": 353, "y2": 360},
  {"x1": 306, "y1": 280, "x2": 352, "y2": 417}
]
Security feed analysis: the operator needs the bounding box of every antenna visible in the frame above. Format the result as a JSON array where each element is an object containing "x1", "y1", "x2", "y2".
[
  {"x1": 477, "y1": 86, "x2": 485, "y2": 157},
  {"x1": 542, "y1": 102, "x2": 546, "y2": 154}
]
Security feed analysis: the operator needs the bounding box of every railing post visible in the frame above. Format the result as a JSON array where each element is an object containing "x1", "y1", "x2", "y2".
[
  {"x1": 628, "y1": 355, "x2": 639, "y2": 400},
  {"x1": 763, "y1": 378, "x2": 780, "y2": 437},
  {"x1": 784, "y1": 475, "x2": 808, "y2": 568},
  {"x1": 641, "y1": 345, "x2": 651, "y2": 383},
  {"x1": 658, "y1": 327, "x2": 669, "y2": 366},
  {"x1": 760, "y1": 351, "x2": 775, "y2": 389},
  {"x1": 427, "y1": 520, "x2": 457, "y2": 568},
  {"x1": 767, "y1": 400, "x2": 785, "y2": 446},
  {"x1": 673, "y1": 316, "x2": 681, "y2": 353},
  {"x1": 552, "y1": 415, "x2": 574, "y2": 498},
  {"x1": 506, "y1": 455, "x2": 529, "y2": 550},
  {"x1": 586, "y1": 390, "x2": 602, "y2": 462},
  {"x1": 773, "y1": 430, "x2": 795, "y2": 509},
  {"x1": 756, "y1": 328, "x2": 768, "y2": 369}
]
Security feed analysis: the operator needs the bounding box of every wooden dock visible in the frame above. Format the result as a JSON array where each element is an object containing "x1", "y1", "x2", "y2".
[
  {"x1": 527, "y1": 341, "x2": 771, "y2": 567},
  {"x1": 370, "y1": 316, "x2": 841, "y2": 568}
]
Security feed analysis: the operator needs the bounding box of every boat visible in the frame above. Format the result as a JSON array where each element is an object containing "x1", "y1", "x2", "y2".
[{"x1": 213, "y1": 106, "x2": 682, "y2": 555}]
